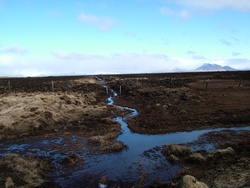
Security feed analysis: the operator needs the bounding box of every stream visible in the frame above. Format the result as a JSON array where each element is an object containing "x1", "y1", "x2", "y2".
[{"x1": 0, "y1": 79, "x2": 250, "y2": 187}]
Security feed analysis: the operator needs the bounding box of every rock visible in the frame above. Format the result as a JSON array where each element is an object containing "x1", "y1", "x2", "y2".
[
  {"x1": 213, "y1": 147, "x2": 236, "y2": 159},
  {"x1": 162, "y1": 144, "x2": 192, "y2": 157},
  {"x1": 5, "y1": 177, "x2": 14, "y2": 188},
  {"x1": 178, "y1": 175, "x2": 208, "y2": 188},
  {"x1": 185, "y1": 153, "x2": 206, "y2": 163}
]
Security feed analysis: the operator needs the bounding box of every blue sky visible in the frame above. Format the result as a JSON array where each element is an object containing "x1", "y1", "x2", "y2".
[{"x1": 0, "y1": 0, "x2": 250, "y2": 76}]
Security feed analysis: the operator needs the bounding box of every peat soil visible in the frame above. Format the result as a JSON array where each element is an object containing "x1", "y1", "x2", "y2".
[
  {"x1": 103, "y1": 71, "x2": 250, "y2": 134},
  {"x1": 0, "y1": 71, "x2": 250, "y2": 187},
  {"x1": 102, "y1": 71, "x2": 250, "y2": 187},
  {"x1": 0, "y1": 76, "x2": 121, "y2": 140},
  {"x1": 180, "y1": 129, "x2": 250, "y2": 188},
  {"x1": 0, "y1": 76, "x2": 126, "y2": 187}
]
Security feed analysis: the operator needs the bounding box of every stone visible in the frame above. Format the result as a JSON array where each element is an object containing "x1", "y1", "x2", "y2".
[{"x1": 178, "y1": 175, "x2": 208, "y2": 188}]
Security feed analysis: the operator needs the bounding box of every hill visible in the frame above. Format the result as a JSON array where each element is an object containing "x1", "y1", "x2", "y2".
[{"x1": 195, "y1": 63, "x2": 237, "y2": 71}]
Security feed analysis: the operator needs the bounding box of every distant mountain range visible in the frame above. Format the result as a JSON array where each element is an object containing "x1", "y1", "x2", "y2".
[{"x1": 195, "y1": 63, "x2": 237, "y2": 71}]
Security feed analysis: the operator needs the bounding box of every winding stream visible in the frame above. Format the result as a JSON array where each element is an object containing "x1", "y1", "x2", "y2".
[{"x1": 0, "y1": 79, "x2": 250, "y2": 187}]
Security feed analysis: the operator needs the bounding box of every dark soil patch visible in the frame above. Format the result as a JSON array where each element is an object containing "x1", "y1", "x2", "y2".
[{"x1": 103, "y1": 71, "x2": 250, "y2": 134}]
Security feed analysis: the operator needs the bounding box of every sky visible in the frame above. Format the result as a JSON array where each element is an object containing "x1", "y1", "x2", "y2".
[{"x1": 0, "y1": 0, "x2": 250, "y2": 76}]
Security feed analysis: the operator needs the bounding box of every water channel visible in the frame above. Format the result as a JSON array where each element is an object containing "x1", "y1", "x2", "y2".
[{"x1": 0, "y1": 79, "x2": 249, "y2": 187}]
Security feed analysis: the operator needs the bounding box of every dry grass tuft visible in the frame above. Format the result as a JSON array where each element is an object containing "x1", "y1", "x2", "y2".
[
  {"x1": 89, "y1": 131, "x2": 127, "y2": 153},
  {"x1": 0, "y1": 153, "x2": 48, "y2": 187}
]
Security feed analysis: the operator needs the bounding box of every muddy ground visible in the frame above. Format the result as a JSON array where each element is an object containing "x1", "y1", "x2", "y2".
[
  {"x1": 103, "y1": 71, "x2": 250, "y2": 134},
  {"x1": 0, "y1": 71, "x2": 250, "y2": 187}
]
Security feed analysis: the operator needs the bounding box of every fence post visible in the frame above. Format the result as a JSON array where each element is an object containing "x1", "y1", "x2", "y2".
[
  {"x1": 51, "y1": 81, "x2": 54, "y2": 92},
  {"x1": 238, "y1": 79, "x2": 242, "y2": 88},
  {"x1": 120, "y1": 85, "x2": 122, "y2": 95},
  {"x1": 205, "y1": 79, "x2": 209, "y2": 89},
  {"x1": 106, "y1": 87, "x2": 108, "y2": 95},
  {"x1": 8, "y1": 81, "x2": 11, "y2": 92}
]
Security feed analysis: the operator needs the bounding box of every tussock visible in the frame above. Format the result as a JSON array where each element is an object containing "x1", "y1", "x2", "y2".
[{"x1": 0, "y1": 154, "x2": 48, "y2": 187}]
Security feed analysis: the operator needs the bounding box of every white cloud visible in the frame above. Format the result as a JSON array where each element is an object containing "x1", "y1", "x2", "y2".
[
  {"x1": 161, "y1": 0, "x2": 250, "y2": 19},
  {"x1": 232, "y1": 52, "x2": 241, "y2": 56},
  {"x1": 51, "y1": 51, "x2": 104, "y2": 62},
  {"x1": 52, "y1": 52, "x2": 176, "y2": 74},
  {"x1": 78, "y1": 12, "x2": 117, "y2": 31},
  {"x1": 1, "y1": 51, "x2": 249, "y2": 77},
  {"x1": 52, "y1": 51, "x2": 86, "y2": 60},
  {"x1": 0, "y1": 55, "x2": 17, "y2": 65},
  {"x1": 160, "y1": 7, "x2": 192, "y2": 19},
  {"x1": 176, "y1": 0, "x2": 250, "y2": 11},
  {"x1": 192, "y1": 55, "x2": 206, "y2": 60},
  {"x1": 0, "y1": 45, "x2": 29, "y2": 55},
  {"x1": 187, "y1": 50, "x2": 196, "y2": 55},
  {"x1": 226, "y1": 58, "x2": 250, "y2": 69},
  {"x1": 220, "y1": 39, "x2": 232, "y2": 46},
  {"x1": 220, "y1": 37, "x2": 240, "y2": 46}
]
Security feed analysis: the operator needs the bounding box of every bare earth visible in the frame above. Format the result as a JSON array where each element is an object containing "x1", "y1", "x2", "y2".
[{"x1": 104, "y1": 71, "x2": 250, "y2": 133}]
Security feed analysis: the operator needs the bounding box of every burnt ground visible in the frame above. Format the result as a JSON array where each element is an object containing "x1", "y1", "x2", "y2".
[{"x1": 103, "y1": 71, "x2": 250, "y2": 134}]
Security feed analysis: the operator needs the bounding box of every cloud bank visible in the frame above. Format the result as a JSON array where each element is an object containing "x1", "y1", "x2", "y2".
[
  {"x1": 161, "y1": 0, "x2": 250, "y2": 19},
  {"x1": 1, "y1": 50, "x2": 249, "y2": 77},
  {"x1": 175, "y1": 0, "x2": 250, "y2": 11}
]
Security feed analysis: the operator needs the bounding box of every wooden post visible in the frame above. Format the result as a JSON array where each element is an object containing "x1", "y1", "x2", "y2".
[
  {"x1": 51, "y1": 81, "x2": 54, "y2": 92},
  {"x1": 120, "y1": 85, "x2": 121, "y2": 95},
  {"x1": 106, "y1": 87, "x2": 108, "y2": 95},
  {"x1": 205, "y1": 79, "x2": 209, "y2": 89},
  {"x1": 8, "y1": 81, "x2": 11, "y2": 92},
  {"x1": 238, "y1": 79, "x2": 242, "y2": 88}
]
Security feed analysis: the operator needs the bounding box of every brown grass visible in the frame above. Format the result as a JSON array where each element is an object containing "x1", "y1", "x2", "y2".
[{"x1": 0, "y1": 154, "x2": 47, "y2": 187}]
